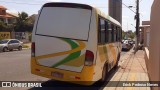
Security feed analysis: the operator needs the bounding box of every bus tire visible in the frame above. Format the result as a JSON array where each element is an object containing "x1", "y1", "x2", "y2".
[
  {"x1": 100, "y1": 63, "x2": 108, "y2": 82},
  {"x1": 114, "y1": 53, "x2": 120, "y2": 69}
]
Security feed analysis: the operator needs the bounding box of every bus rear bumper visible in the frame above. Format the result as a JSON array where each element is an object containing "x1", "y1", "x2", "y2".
[{"x1": 31, "y1": 57, "x2": 96, "y2": 85}]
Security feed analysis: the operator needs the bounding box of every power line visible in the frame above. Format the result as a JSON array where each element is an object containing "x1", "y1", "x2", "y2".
[
  {"x1": 0, "y1": 0, "x2": 138, "y2": 14},
  {"x1": 98, "y1": 6, "x2": 135, "y2": 8},
  {"x1": 113, "y1": 0, "x2": 136, "y2": 14},
  {"x1": 0, "y1": 0, "x2": 42, "y2": 5},
  {"x1": 122, "y1": 2, "x2": 136, "y2": 14}
]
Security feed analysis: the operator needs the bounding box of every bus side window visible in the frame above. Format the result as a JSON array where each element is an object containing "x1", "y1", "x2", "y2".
[
  {"x1": 117, "y1": 27, "x2": 121, "y2": 41},
  {"x1": 105, "y1": 21, "x2": 108, "y2": 43},
  {"x1": 117, "y1": 27, "x2": 119, "y2": 41},
  {"x1": 120, "y1": 28, "x2": 122, "y2": 41},
  {"x1": 114, "y1": 26, "x2": 117, "y2": 42},
  {"x1": 98, "y1": 18, "x2": 101, "y2": 44},
  {"x1": 100, "y1": 19, "x2": 106, "y2": 44},
  {"x1": 111, "y1": 24, "x2": 114, "y2": 42},
  {"x1": 98, "y1": 18, "x2": 106, "y2": 44},
  {"x1": 116, "y1": 26, "x2": 118, "y2": 41},
  {"x1": 108, "y1": 22, "x2": 112, "y2": 43}
]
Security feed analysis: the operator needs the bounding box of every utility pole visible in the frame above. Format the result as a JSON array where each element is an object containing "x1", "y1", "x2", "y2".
[{"x1": 135, "y1": 0, "x2": 140, "y2": 51}]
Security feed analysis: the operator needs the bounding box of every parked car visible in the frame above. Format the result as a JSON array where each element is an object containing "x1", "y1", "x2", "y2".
[
  {"x1": 0, "y1": 39, "x2": 23, "y2": 52},
  {"x1": 122, "y1": 40, "x2": 132, "y2": 50}
]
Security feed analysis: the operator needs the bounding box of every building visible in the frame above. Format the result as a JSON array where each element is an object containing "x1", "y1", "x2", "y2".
[
  {"x1": 140, "y1": 21, "x2": 150, "y2": 48},
  {"x1": 0, "y1": 5, "x2": 17, "y2": 24},
  {"x1": 144, "y1": 1, "x2": 160, "y2": 90},
  {"x1": 109, "y1": 0, "x2": 122, "y2": 24}
]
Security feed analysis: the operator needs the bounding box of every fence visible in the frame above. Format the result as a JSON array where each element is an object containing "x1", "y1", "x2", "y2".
[{"x1": 0, "y1": 31, "x2": 31, "y2": 43}]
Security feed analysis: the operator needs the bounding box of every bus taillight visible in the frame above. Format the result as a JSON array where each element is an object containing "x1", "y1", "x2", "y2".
[
  {"x1": 31, "y1": 42, "x2": 35, "y2": 57},
  {"x1": 85, "y1": 50, "x2": 94, "y2": 66}
]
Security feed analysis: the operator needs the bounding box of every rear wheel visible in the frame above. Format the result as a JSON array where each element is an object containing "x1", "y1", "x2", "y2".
[
  {"x1": 3, "y1": 47, "x2": 8, "y2": 52},
  {"x1": 18, "y1": 46, "x2": 22, "y2": 51},
  {"x1": 114, "y1": 53, "x2": 120, "y2": 69},
  {"x1": 100, "y1": 63, "x2": 108, "y2": 82}
]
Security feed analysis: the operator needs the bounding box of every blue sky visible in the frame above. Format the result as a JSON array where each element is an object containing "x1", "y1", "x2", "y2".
[{"x1": 0, "y1": 0, "x2": 153, "y2": 31}]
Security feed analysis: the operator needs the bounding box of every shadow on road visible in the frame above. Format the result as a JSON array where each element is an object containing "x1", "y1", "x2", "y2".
[{"x1": 29, "y1": 67, "x2": 119, "y2": 90}]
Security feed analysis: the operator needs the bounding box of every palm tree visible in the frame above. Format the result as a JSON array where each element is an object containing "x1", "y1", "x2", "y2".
[{"x1": 14, "y1": 12, "x2": 29, "y2": 32}]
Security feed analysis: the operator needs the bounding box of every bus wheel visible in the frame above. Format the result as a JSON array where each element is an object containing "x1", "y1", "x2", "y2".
[
  {"x1": 101, "y1": 63, "x2": 108, "y2": 82},
  {"x1": 114, "y1": 53, "x2": 120, "y2": 69}
]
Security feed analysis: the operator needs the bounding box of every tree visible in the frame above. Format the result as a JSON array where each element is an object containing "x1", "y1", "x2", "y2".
[
  {"x1": 122, "y1": 30, "x2": 125, "y2": 39},
  {"x1": 0, "y1": 21, "x2": 7, "y2": 31},
  {"x1": 14, "y1": 12, "x2": 33, "y2": 32},
  {"x1": 28, "y1": 14, "x2": 37, "y2": 25},
  {"x1": 126, "y1": 30, "x2": 135, "y2": 39},
  {"x1": 122, "y1": 30, "x2": 136, "y2": 39},
  {"x1": 0, "y1": 21, "x2": 14, "y2": 31}
]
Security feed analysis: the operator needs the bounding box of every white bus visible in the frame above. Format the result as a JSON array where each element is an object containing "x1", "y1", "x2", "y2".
[{"x1": 31, "y1": 2, "x2": 122, "y2": 85}]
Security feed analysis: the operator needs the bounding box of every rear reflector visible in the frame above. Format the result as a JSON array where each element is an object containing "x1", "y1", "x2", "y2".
[
  {"x1": 35, "y1": 69, "x2": 40, "y2": 71},
  {"x1": 75, "y1": 77, "x2": 81, "y2": 80},
  {"x1": 85, "y1": 50, "x2": 94, "y2": 66},
  {"x1": 69, "y1": 76, "x2": 81, "y2": 80},
  {"x1": 35, "y1": 69, "x2": 44, "y2": 72},
  {"x1": 31, "y1": 42, "x2": 35, "y2": 57}
]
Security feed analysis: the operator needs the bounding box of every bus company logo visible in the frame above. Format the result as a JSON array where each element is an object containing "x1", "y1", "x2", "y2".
[{"x1": 2, "y1": 82, "x2": 11, "y2": 87}]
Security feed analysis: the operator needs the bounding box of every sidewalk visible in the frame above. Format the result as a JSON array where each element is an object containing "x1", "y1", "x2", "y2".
[{"x1": 104, "y1": 49, "x2": 150, "y2": 90}]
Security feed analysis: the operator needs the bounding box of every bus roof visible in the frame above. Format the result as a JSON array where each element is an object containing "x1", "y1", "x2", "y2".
[{"x1": 93, "y1": 7, "x2": 122, "y2": 27}]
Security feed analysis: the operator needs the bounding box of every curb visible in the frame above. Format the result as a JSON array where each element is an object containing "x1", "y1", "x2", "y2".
[{"x1": 22, "y1": 48, "x2": 31, "y2": 50}]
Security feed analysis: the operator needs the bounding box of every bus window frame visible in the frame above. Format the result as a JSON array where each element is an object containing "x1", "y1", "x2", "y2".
[
  {"x1": 98, "y1": 15, "x2": 122, "y2": 44},
  {"x1": 98, "y1": 17, "x2": 106, "y2": 44}
]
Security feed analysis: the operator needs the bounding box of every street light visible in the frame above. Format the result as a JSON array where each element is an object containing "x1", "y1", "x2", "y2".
[{"x1": 128, "y1": 6, "x2": 136, "y2": 8}]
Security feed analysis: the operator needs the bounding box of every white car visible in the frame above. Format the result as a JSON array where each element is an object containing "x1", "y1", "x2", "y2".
[
  {"x1": 122, "y1": 40, "x2": 131, "y2": 50},
  {"x1": 0, "y1": 39, "x2": 23, "y2": 52}
]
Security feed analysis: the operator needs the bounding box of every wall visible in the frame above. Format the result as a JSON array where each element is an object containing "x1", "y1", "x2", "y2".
[
  {"x1": 142, "y1": 26, "x2": 150, "y2": 48},
  {"x1": 150, "y1": 0, "x2": 160, "y2": 90}
]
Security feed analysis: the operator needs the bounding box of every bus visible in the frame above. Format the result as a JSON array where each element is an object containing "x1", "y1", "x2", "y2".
[{"x1": 31, "y1": 2, "x2": 122, "y2": 85}]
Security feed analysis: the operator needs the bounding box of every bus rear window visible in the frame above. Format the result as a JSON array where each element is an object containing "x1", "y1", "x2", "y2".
[{"x1": 36, "y1": 7, "x2": 92, "y2": 41}]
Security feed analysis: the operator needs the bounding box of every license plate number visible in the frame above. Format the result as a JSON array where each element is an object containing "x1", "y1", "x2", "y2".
[{"x1": 51, "y1": 72, "x2": 63, "y2": 78}]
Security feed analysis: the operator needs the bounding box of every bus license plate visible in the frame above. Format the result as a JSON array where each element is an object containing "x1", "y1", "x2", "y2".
[{"x1": 52, "y1": 72, "x2": 64, "y2": 78}]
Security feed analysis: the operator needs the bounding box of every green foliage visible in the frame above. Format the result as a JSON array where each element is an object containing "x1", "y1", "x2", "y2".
[
  {"x1": 23, "y1": 45, "x2": 29, "y2": 48},
  {"x1": 0, "y1": 11, "x2": 34, "y2": 33},
  {"x1": 14, "y1": 12, "x2": 33, "y2": 32},
  {"x1": 127, "y1": 30, "x2": 135, "y2": 39},
  {"x1": 0, "y1": 21, "x2": 14, "y2": 31},
  {"x1": 27, "y1": 14, "x2": 36, "y2": 25},
  {"x1": 28, "y1": 32, "x2": 32, "y2": 41},
  {"x1": 122, "y1": 30, "x2": 125, "y2": 39},
  {"x1": 124, "y1": 30, "x2": 135, "y2": 39}
]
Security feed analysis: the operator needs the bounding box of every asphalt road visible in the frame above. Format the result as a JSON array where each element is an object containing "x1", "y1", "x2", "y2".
[
  {"x1": 0, "y1": 49, "x2": 48, "y2": 81},
  {"x1": 0, "y1": 49, "x2": 127, "y2": 90}
]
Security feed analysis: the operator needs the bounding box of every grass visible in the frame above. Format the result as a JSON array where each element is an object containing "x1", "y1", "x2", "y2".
[{"x1": 23, "y1": 45, "x2": 29, "y2": 48}]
